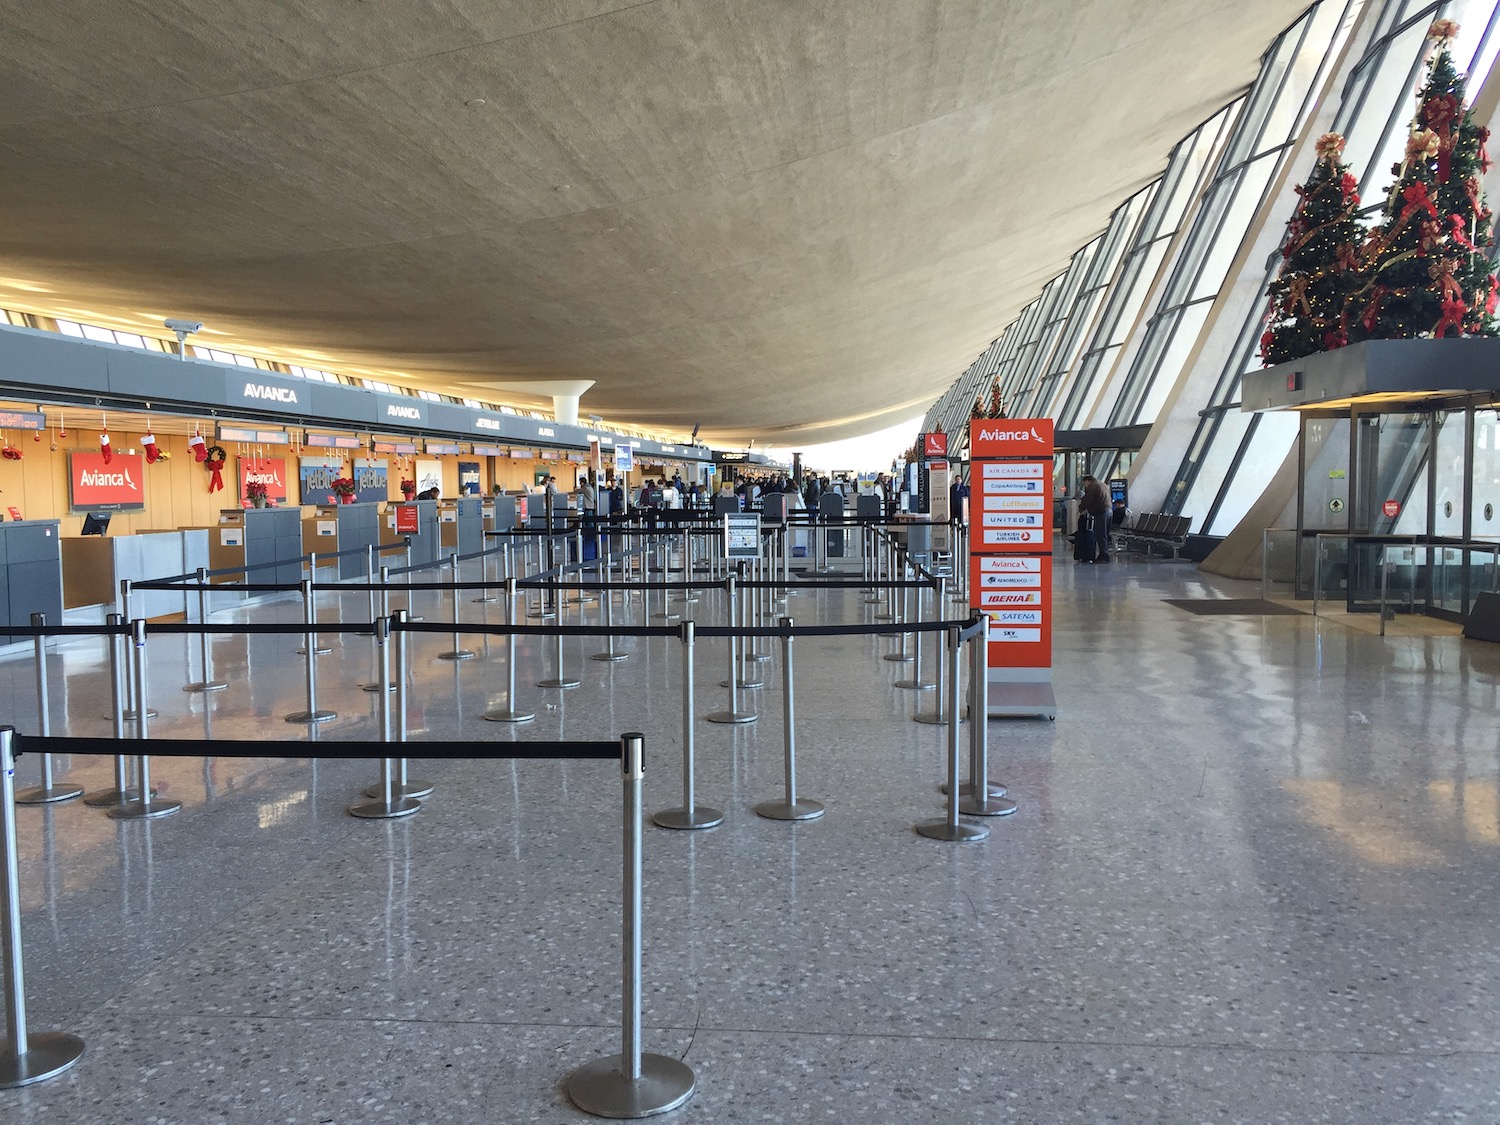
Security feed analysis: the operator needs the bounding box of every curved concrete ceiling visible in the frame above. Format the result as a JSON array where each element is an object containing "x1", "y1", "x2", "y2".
[{"x1": 0, "y1": 1, "x2": 1308, "y2": 445}]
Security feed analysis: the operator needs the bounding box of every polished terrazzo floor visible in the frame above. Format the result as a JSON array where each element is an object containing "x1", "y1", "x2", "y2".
[{"x1": 3, "y1": 541, "x2": 1500, "y2": 1123}]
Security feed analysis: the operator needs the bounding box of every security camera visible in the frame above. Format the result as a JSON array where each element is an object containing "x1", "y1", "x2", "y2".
[{"x1": 164, "y1": 319, "x2": 203, "y2": 333}]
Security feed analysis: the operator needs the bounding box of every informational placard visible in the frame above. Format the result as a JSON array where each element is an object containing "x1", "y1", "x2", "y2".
[
  {"x1": 394, "y1": 505, "x2": 419, "y2": 534},
  {"x1": 723, "y1": 512, "x2": 761, "y2": 559},
  {"x1": 928, "y1": 458, "x2": 951, "y2": 552},
  {"x1": 967, "y1": 418, "x2": 1055, "y2": 718},
  {"x1": 516, "y1": 495, "x2": 530, "y2": 524},
  {"x1": 615, "y1": 443, "x2": 634, "y2": 473}
]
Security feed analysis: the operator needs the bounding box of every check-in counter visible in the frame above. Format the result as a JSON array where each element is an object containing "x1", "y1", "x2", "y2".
[
  {"x1": 209, "y1": 507, "x2": 305, "y2": 591},
  {"x1": 62, "y1": 528, "x2": 210, "y2": 620},
  {"x1": 383, "y1": 500, "x2": 440, "y2": 567},
  {"x1": 1, "y1": 520, "x2": 64, "y2": 629},
  {"x1": 302, "y1": 501, "x2": 381, "y2": 578}
]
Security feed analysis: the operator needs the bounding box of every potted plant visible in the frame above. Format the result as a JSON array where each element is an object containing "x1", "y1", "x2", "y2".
[
  {"x1": 245, "y1": 480, "x2": 269, "y2": 508},
  {"x1": 331, "y1": 476, "x2": 358, "y2": 504},
  {"x1": 400, "y1": 477, "x2": 416, "y2": 501}
]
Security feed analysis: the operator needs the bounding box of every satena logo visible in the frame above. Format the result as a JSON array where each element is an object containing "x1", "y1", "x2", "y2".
[
  {"x1": 80, "y1": 469, "x2": 139, "y2": 490},
  {"x1": 244, "y1": 382, "x2": 298, "y2": 404},
  {"x1": 976, "y1": 425, "x2": 1044, "y2": 443},
  {"x1": 385, "y1": 404, "x2": 421, "y2": 420}
]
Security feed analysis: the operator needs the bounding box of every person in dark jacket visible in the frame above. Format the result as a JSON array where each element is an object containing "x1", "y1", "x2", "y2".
[{"x1": 1079, "y1": 475, "x2": 1111, "y2": 563}]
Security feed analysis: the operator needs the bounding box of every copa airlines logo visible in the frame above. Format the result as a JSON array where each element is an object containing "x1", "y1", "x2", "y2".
[
  {"x1": 80, "y1": 469, "x2": 139, "y2": 490},
  {"x1": 976, "y1": 425, "x2": 1044, "y2": 443},
  {"x1": 244, "y1": 382, "x2": 298, "y2": 404},
  {"x1": 385, "y1": 404, "x2": 421, "y2": 420}
]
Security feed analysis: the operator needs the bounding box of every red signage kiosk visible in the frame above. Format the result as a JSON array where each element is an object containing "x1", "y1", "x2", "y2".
[{"x1": 968, "y1": 418, "x2": 1058, "y2": 719}]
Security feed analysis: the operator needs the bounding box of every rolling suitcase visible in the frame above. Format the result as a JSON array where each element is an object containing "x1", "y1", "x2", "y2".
[{"x1": 1073, "y1": 514, "x2": 1097, "y2": 563}]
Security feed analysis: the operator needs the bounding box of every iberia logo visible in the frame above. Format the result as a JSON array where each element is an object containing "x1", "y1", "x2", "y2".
[{"x1": 70, "y1": 451, "x2": 146, "y2": 511}]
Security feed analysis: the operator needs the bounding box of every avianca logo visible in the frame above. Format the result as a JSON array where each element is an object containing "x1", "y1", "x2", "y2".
[
  {"x1": 385, "y1": 404, "x2": 421, "y2": 419},
  {"x1": 81, "y1": 469, "x2": 139, "y2": 490},
  {"x1": 976, "y1": 425, "x2": 1044, "y2": 443},
  {"x1": 245, "y1": 471, "x2": 283, "y2": 486},
  {"x1": 244, "y1": 383, "x2": 299, "y2": 403}
]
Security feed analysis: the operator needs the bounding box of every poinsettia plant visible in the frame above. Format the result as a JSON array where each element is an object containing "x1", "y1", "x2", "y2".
[
  {"x1": 331, "y1": 476, "x2": 357, "y2": 497},
  {"x1": 245, "y1": 480, "x2": 269, "y2": 500}
]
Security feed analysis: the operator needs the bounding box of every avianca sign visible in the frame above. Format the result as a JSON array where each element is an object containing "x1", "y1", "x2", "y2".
[
  {"x1": 384, "y1": 403, "x2": 422, "y2": 420},
  {"x1": 70, "y1": 451, "x2": 146, "y2": 512},
  {"x1": 239, "y1": 457, "x2": 289, "y2": 504},
  {"x1": 968, "y1": 417, "x2": 1054, "y2": 457},
  {"x1": 241, "y1": 382, "x2": 299, "y2": 404}
]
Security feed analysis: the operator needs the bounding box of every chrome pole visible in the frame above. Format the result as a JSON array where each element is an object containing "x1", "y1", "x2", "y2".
[
  {"x1": 567, "y1": 733, "x2": 696, "y2": 1118},
  {"x1": 108, "y1": 620, "x2": 182, "y2": 820},
  {"x1": 184, "y1": 567, "x2": 227, "y2": 693},
  {"x1": 15, "y1": 615, "x2": 81, "y2": 805},
  {"x1": 653, "y1": 620, "x2": 723, "y2": 830},
  {"x1": 350, "y1": 617, "x2": 420, "y2": 819},
  {"x1": 960, "y1": 617, "x2": 1016, "y2": 816},
  {"x1": 705, "y1": 575, "x2": 754, "y2": 723},
  {"x1": 484, "y1": 578, "x2": 535, "y2": 722},
  {"x1": 86, "y1": 614, "x2": 139, "y2": 807},
  {"x1": 0, "y1": 727, "x2": 85, "y2": 1088},
  {"x1": 756, "y1": 617, "x2": 824, "y2": 821},
  {"x1": 916, "y1": 625, "x2": 988, "y2": 843},
  {"x1": 438, "y1": 553, "x2": 475, "y2": 660}
]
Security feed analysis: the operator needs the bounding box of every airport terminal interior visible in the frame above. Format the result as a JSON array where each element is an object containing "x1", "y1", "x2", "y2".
[{"x1": 3, "y1": 0, "x2": 1500, "y2": 1121}]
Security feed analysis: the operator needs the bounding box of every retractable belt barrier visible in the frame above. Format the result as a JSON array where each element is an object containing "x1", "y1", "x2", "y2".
[{"x1": 0, "y1": 726, "x2": 695, "y2": 1116}]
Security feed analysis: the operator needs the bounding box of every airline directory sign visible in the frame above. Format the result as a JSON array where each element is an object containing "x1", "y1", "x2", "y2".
[{"x1": 968, "y1": 418, "x2": 1056, "y2": 716}]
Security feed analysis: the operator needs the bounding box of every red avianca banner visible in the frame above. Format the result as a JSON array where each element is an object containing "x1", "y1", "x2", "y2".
[{"x1": 69, "y1": 452, "x2": 146, "y2": 511}]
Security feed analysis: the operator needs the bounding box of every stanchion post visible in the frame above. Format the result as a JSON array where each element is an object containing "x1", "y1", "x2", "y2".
[
  {"x1": 438, "y1": 553, "x2": 476, "y2": 660},
  {"x1": 884, "y1": 563, "x2": 913, "y2": 663},
  {"x1": 567, "y1": 733, "x2": 696, "y2": 1119},
  {"x1": 959, "y1": 617, "x2": 1017, "y2": 816},
  {"x1": 363, "y1": 611, "x2": 433, "y2": 799},
  {"x1": 653, "y1": 620, "x2": 723, "y2": 830},
  {"x1": 756, "y1": 617, "x2": 824, "y2": 821},
  {"x1": 484, "y1": 578, "x2": 536, "y2": 723},
  {"x1": 85, "y1": 614, "x2": 141, "y2": 807},
  {"x1": 592, "y1": 569, "x2": 628, "y2": 663},
  {"x1": 0, "y1": 727, "x2": 86, "y2": 1088},
  {"x1": 705, "y1": 575, "x2": 755, "y2": 723},
  {"x1": 295, "y1": 556, "x2": 333, "y2": 656},
  {"x1": 108, "y1": 619, "x2": 182, "y2": 820},
  {"x1": 184, "y1": 568, "x2": 227, "y2": 693},
  {"x1": 895, "y1": 578, "x2": 936, "y2": 689},
  {"x1": 286, "y1": 578, "x2": 337, "y2": 724},
  {"x1": 113, "y1": 579, "x2": 156, "y2": 723},
  {"x1": 916, "y1": 626, "x2": 988, "y2": 843},
  {"x1": 350, "y1": 616, "x2": 421, "y2": 819},
  {"x1": 362, "y1": 563, "x2": 397, "y2": 693},
  {"x1": 14, "y1": 615, "x2": 82, "y2": 805}
]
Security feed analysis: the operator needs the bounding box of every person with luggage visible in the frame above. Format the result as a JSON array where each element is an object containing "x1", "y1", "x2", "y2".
[{"x1": 1077, "y1": 474, "x2": 1111, "y2": 563}]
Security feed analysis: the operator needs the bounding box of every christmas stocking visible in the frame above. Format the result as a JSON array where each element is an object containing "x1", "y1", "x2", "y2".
[
  {"x1": 100, "y1": 431, "x2": 112, "y2": 464},
  {"x1": 142, "y1": 433, "x2": 160, "y2": 464},
  {"x1": 188, "y1": 434, "x2": 207, "y2": 462}
]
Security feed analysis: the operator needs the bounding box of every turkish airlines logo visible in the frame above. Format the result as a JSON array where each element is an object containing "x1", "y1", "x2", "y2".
[
  {"x1": 80, "y1": 469, "x2": 139, "y2": 491},
  {"x1": 244, "y1": 382, "x2": 299, "y2": 403}
]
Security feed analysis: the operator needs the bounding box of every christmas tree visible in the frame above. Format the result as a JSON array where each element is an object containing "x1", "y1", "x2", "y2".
[
  {"x1": 1348, "y1": 18, "x2": 1498, "y2": 341},
  {"x1": 1260, "y1": 132, "x2": 1365, "y2": 364}
]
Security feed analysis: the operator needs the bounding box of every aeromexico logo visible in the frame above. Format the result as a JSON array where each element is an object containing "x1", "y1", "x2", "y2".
[
  {"x1": 80, "y1": 468, "x2": 139, "y2": 491},
  {"x1": 975, "y1": 425, "x2": 1044, "y2": 443},
  {"x1": 243, "y1": 381, "x2": 299, "y2": 403}
]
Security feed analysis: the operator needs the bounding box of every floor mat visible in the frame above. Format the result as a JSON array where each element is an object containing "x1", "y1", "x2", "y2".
[{"x1": 1163, "y1": 598, "x2": 1304, "y2": 616}]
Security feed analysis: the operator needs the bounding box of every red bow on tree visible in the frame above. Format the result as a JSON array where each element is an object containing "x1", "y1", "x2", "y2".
[
  {"x1": 1450, "y1": 213, "x2": 1475, "y2": 250},
  {"x1": 1322, "y1": 328, "x2": 1349, "y2": 350},
  {"x1": 1424, "y1": 93, "x2": 1461, "y2": 181},
  {"x1": 1487, "y1": 275, "x2": 1499, "y2": 316},
  {"x1": 1401, "y1": 182, "x2": 1437, "y2": 222},
  {"x1": 1362, "y1": 287, "x2": 1388, "y2": 332},
  {"x1": 1339, "y1": 172, "x2": 1360, "y2": 205},
  {"x1": 1435, "y1": 297, "x2": 1467, "y2": 337}
]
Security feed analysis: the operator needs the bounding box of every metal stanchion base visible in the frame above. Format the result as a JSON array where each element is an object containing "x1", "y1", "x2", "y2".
[
  {"x1": 755, "y1": 798, "x2": 825, "y2": 821},
  {"x1": 959, "y1": 794, "x2": 1018, "y2": 817},
  {"x1": 483, "y1": 708, "x2": 536, "y2": 723},
  {"x1": 105, "y1": 708, "x2": 158, "y2": 721},
  {"x1": 529, "y1": 608, "x2": 558, "y2": 621},
  {"x1": 295, "y1": 645, "x2": 334, "y2": 656},
  {"x1": 883, "y1": 652, "x2": 914, "y2": 663},
  {"x1": 893, "y1": 679, "x2": 935, "y2": 691},
  {"x1": 567, "y1": 1053, "x2": 696, "y2": 1119},
  {"x1": 363, "y1": 779, "x2": 435, "y2": 799},
  {"x1": 914, "y1": 819, "x2": 989, "y2": 842},
  {"x1": 537, "y1": 677, "x2": 582, "y2": 689},
  {"x1": 864, "y1": 594, "x2": 882, "y2": 604},
  {"x1": 913, "y1": 711, "x2": 964, "y2": 725},
  {"x1": 82, "y1": 787, "x2": 146, "y2": 807},
  {"x1": 285, "y1": 709, "x2": 339, "y2": 723},
  {"x1": 108, "y1": 797, "x2": 183, "y2": 820},
  {"x1": 0, "y1": 1031, "x2": 86, "y2": 1089},
  {"x1": 14, "y1": 784, "x2": 84, "y2": 805},
  {"x1": 348, "y1": 796, "x2": 422, "y2": 819},
  {"x1": 592, "y1": 651, "x2": 629, "y2": 662},
  {"x1": 652, "y1": 611, "x2": 681, "y2": 621},
  {"x1": 718, "y1": 678, "x2": 763, "y2": 690},
  {"x1": 438, "y1": 649, "x2": 477, "y2": 660},
  {"x1": 704, "y1": 710, "x2": 756, "y2": 724},
  {"x1": 874, "y1": 613, "x2": 894, "y2": 622},
  {"x1": 361, "y1": 680, "x2": 398, "y2": 693},
  {"x1": 745, "y1": 651, "x2": 771, "y2": 663},
  {"x1": 184, "y1": 680, "x2": 228, "y2": 693},
  {"x1": 941, "y1": 780, "x2": 1007, "y2": 797},
  {"x1": 652, "y1": 805, "x2": 725, "y2": 831},
  {"x1": 472, "y1": 594, "x2": 498, "y2": 603}
]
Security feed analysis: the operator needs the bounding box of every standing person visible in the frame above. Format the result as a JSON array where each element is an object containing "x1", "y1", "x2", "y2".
[{"x1": 1079, "y1": 474, "x2": 1111, "y2": 563}]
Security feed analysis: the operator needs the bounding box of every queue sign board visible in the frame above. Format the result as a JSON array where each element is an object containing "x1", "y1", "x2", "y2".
[
  {"x1": 967, "y1": 419, "x2": 1056, "y2": 718},
  {"x1": 723, "y1": 513, "x2": 761, "y2": 559}
]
